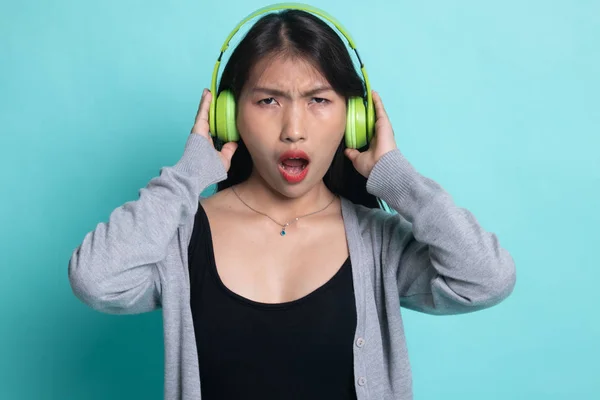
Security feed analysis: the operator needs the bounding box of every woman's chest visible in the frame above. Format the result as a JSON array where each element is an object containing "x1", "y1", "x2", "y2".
[{"x1": 209, "y1": 211, "x2": 350, "y2": 304}]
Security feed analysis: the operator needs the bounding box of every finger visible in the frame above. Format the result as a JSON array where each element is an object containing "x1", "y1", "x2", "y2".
[
  {"x1": 194, "y1": 89, "x2": 206, "y2": 122},
  {"x1": 195, "y1": 88, "x2": 212, "y2": 125},
  {"x1": 372, "y1": 90, "x2": 389, "y2": 121},
  {"x1": 344, "y1": 148, "x2": 360, "y2": 163},
  {"x1": 220, "y1": 141, "x2": 238, "y2": 162}
]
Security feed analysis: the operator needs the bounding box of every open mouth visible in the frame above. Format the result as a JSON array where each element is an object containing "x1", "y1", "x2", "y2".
[
  {"x1": 279, "y1": 157, "x2": 309, "y2": 175},
  {"x1": 278, "y1": 151, "x2": 310, "y2": 183}
]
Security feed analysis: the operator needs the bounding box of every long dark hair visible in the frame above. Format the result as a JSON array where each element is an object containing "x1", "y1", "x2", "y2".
[{"x1": 214, "y1": 9, "x2": 381, "y2": 209}]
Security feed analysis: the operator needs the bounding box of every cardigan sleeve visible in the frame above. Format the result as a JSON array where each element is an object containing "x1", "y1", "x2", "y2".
[
  {"x1": 68, "y1": 133, "x2": 227, "y2": 314},
  {"x1": 366, "y1": 149, "x2": 516, "y2": 315}
]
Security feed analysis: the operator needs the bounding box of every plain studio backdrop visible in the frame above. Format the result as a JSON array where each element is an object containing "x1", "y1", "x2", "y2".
[{"x1": 0, "y1": 0, "x2": 597, "y2": 399}]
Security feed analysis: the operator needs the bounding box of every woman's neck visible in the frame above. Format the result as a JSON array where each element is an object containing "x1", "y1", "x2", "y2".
[{"x1": 232, "y1": 172, "x2": 336, "y2": 222}]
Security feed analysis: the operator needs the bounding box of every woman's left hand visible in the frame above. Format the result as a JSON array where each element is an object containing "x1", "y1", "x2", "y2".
[{"x1": 345, "y1": 90, "x2": 398, "y2": 178}]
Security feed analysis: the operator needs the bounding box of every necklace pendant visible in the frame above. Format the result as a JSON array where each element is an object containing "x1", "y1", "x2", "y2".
[{"x1": 281, "y1": 222, "x2": 291, "y2": 236}]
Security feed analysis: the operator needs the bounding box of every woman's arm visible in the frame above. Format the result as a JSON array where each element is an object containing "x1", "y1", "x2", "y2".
[
  {"x1": 366, "y1": 149, "x2": 516, "y2": 315},
  {"x1": 68, "y1": 133, "x2": 227, "y2": 315}
]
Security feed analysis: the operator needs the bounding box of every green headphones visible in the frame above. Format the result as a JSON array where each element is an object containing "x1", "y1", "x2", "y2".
[{"x1": 208, "y1": 2, "x2": 375, "y2": 149}]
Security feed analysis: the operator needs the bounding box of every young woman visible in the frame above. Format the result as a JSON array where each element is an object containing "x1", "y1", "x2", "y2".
[{"x1": 68, "y1": 6, "x2": 516, "y2": 400}]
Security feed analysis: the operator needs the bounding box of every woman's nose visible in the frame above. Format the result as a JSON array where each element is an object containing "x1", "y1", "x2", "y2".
[{"x1": 280, "y1": 104, "x2": 306, "y2": 143}]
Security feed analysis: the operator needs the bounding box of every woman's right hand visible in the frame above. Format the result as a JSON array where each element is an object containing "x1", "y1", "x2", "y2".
[{"x1": 190, "y1": 88, "x2": 238, "y2": 172}]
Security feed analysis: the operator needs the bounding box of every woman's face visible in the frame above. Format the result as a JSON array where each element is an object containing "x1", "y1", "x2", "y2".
[{"x1": 236, "y1": 54, "x2": 347, "y2": 198}]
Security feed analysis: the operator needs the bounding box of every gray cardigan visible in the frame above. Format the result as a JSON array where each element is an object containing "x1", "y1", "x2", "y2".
[{"x1": 68, "y1": 133, "x2": 516, "y2": 399}]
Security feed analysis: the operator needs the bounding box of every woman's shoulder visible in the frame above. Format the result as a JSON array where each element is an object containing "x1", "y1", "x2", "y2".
[
  {"x1": 199, "y1": 188, "x2": 230, "y2": 210},
  {"x1": 341, "y1": 196, "x2": 392, "y2": 221},
  {"x1": 341, "y1": 197, "x2": 411, "y2": 237}
]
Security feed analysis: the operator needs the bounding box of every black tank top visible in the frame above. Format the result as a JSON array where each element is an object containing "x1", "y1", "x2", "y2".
[{"x1": 187, "y1": 203, "x2": 358, "y2": 400}]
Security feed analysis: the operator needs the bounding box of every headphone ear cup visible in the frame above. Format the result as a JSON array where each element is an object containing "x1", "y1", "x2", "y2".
[
  {"x1": 366, "y1": 94, "x2": 375, "y2": 143},
  {"x1": 215, "y1": 90, "x2": 240, "y2": 142},
  {"x1": 345, "y1": 96, "x2": 367, "y2": 149}
]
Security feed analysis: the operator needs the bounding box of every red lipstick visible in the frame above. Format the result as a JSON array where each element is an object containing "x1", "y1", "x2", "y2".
[{"x1": 278, "y1": 150, "x2": 310, "y2": 184}]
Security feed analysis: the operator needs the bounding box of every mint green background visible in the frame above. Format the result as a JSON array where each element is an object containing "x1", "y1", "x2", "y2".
[{"x1": 1, "y1": 0, "x2": 598, "y2": 398}]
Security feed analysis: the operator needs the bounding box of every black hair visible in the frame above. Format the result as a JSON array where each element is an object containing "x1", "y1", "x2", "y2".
[{"x1": 213, "y1": 9, "x2": 382, "y2": 209}]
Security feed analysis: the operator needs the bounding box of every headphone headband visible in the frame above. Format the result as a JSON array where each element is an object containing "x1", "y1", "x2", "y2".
[
  {"x1": 209, "y1": 2, "x2": 373, "y2": 137},
  {"x1": 220, "y1": 2, "x2": 358, "y2": 52}
]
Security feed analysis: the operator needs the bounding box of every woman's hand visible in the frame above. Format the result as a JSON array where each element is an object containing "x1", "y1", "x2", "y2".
[
  {"x1": 190, "y1": 88, "x2": 238, "y2": 172},
  {"x1": 345, "y1": 90, "x2": 397, "y2": 178}
]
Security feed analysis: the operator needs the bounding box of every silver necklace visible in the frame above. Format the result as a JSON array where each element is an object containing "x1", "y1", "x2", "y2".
[{"x1": 230, "y1": 186, "x2": 336, "y2": 236}]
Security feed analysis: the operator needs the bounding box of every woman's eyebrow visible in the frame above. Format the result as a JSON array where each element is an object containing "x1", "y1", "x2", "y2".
[{"x1": 252, "y1": 86, "x2": 334, "y2": 98}]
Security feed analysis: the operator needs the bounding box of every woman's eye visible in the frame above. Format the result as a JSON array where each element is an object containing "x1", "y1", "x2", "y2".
[{"x1": 258, "y1": 97, "x2": 277, "y2": 105}]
